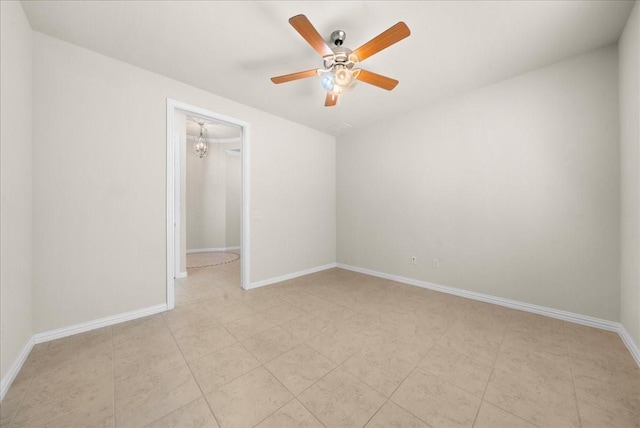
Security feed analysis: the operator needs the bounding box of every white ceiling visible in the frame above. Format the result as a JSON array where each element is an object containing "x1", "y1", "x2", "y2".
[{"x1": 22, "y1": 1, "x2": 634, "y2": 136}]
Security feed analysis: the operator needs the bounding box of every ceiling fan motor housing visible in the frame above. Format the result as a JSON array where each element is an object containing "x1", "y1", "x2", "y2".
[{"x1": 331, "y1": 30, "x2": 346, "y2": 46}]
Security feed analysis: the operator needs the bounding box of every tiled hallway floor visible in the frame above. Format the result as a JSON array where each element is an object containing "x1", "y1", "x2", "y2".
[{"x1": 2, "y1": 259, "x2": 639, "y2": 427}]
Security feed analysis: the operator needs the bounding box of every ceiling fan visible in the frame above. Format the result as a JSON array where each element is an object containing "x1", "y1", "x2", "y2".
[{"x1": 271, "y1": 15, "x2": 410, "y2": 107}]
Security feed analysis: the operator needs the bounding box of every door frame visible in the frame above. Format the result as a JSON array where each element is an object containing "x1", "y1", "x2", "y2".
[{"x1": 166, "y1": 98, "x2": 251, "y2": 309}]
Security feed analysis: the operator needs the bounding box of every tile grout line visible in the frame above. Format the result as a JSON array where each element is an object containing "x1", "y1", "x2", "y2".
[
  {"x1": 471, "y1": 322, "x2": 547, "y2": 428},
  {"x1": 248, "y1": 396, "x2": 296, "y2": 428},
  {"x1": 111, "y1": 327, "x2": 116, "y2": 428},
  {"x1": 190, "y1": 344, "x2": 254, "y2": 394},
  {"x1": 203, "y1": 296, "x2": 312, "y2": 427},
  {"x1": 22, "y1": 265, "x2": 630, "y2": 427},
  {"x1": 11, "y1": 331, "x2": 118, "y2": 427},
  {"x1": 385, "y1": 398, "x2": 437, "y2": 428},
  {"x1": 374, "y1": 318, "x2": 454, "y2": 428},
  {"x1": 218, "y1": 299, "x2": 330, "y2": 427},
  {"x1": 256, "y1": 307, "x2": 369, "y2": 427},
  {"x1": 564, "y1": 322, "x2": 583, "y2": 428},
  {"x1": 313, "y1": 307, "x2": 453, "y2": 427},
  {"x1": 159, "y1": 313, "x2": 224, "y2": 428},
  {"x1": 291, "y1": 395, "x2": 328, "y2": 428},
  {"x1": 183, "y1": 269, "x2": 583, "y2": 426},
  {"x1": 179, "y1": 295, "x2": 313, "y2": 396},
  {"x1": 4, "y1": 342, "x2": 49, "y2": 428},
  {"x1": 470, "y1": 321, "x2": 508, "y2": 427},
  {"x1": 256, "y1": 363, "x2": 327, "y2": 428},
  {"x1": 292, "y1": 360, "x2": 351, "y2": 426},
  {"x1": 361, "y1": 349, "x2": 428, "y2": 424}
]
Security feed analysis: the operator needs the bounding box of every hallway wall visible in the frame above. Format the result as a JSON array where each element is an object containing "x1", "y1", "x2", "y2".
[{"x1": 186, "y1": 139, "x2": 241, "y2": 251}]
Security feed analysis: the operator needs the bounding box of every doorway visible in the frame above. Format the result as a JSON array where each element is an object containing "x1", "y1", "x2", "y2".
[{"x1": 166, "y1": 99, "x2": 250, "y2": 310}]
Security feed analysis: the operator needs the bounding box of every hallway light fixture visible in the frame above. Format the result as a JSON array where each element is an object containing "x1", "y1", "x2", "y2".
[{"x1": 194, "y1": 123, "x2": 208, "y2": 158}]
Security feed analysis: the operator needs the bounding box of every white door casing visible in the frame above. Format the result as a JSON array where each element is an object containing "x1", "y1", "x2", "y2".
[{"x1": 166, "y1": 99, "x2": 251, "y2": 310}]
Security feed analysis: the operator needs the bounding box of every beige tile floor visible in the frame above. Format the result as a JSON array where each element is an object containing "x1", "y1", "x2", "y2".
[{"x1": 1, "y1": 258, "x2": 639, "y2": 427}]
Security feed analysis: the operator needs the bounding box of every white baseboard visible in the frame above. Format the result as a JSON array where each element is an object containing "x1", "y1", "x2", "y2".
[
  {"x1": 187, "y1": 246, "x2": 240, "y2": 254},
  {"x1": 2, "y1": 264, "x2": 637, "y2": 403},
  {"x1": 248, "y1": 263, "x2": 337, "y2": 290},
  {"x1": 337, "y1": 263, "x2": 639, "y2": 365},
  {"x1": 34, "y1": 304, "x2": 167, "y2": 344},
  {"x1": 2, "y1": 304, "x2": 168, "y2": 401},
  {"x1": 619, "y1": 325, "x2": 640, "y2": 367},
  {"x1": 176, "y1": 271, "x2": 188, "y2": 279},
  {"x1": 0, "y1": 336, "x2": 34, "y2": 402}
]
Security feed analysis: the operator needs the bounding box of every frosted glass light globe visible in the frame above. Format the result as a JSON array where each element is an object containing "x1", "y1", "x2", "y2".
[
  {"x1": 321, "y1": 73, "x2": 335, "y2": 91},
  {"x1": 334, "y1": 67, "x2": 352, "y2": 86}
]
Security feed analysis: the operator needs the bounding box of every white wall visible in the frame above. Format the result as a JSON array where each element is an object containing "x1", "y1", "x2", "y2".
[
  {"x1": 32, "y1": 33, "x2": 336, "y2": 332},
  {"x1": 620, "y1": 1, "x2": 640, "y2": 348},
  {"x1": 252, "y1": 118, "x2": 336, "y2": 282},
  {"x1": 0, "y1": 1, "x2": 34, "y2": 387},
  {"x1": 337, "y1": 45, "x2": 620, "y2": 321},
  {"x1": 186, "y1": 139, "x2": 241, "y2": 251},
  {"x1": 225, "y1": 145, "x2": 242, "y2": 248},
  {"x1": 187, "y1": 142, "x2": 225, "y2": 249},
  {"x1": 174, "y1": 111, "x2": 187, "y2": 275},
  {"x1": 181, "y1": 125, "x2": 187, "y2": 271}
]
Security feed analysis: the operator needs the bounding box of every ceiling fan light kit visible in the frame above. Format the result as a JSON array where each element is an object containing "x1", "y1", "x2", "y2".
[{"x1": 271, "y1": 14, "x2": 410, "y2": 107}]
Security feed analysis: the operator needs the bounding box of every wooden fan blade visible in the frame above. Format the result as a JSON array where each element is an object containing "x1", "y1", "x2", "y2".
[
  {"x1": 325, "y1": 92, "x2": 338, "y2": 107},
  {"x1": 355, "y1": 69, "x2": 399, "y2": 90},
  {"x1": 271, "y1": 69, "x2": 318, "y2": 84},
  {"x1": 289, "y1": 15, "x2": 334, "y2": 57},
  {"x1": 352, "y1": 22, "x2": 410, "y2": 62}
]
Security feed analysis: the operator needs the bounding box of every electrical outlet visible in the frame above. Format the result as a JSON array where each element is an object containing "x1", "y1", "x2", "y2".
[
  {"x1": 411, "y1": 256, "x2": 417, "y2": 264},
  {"x1": 432, "y1": 258, "x2": 440, "y2": 269}
]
